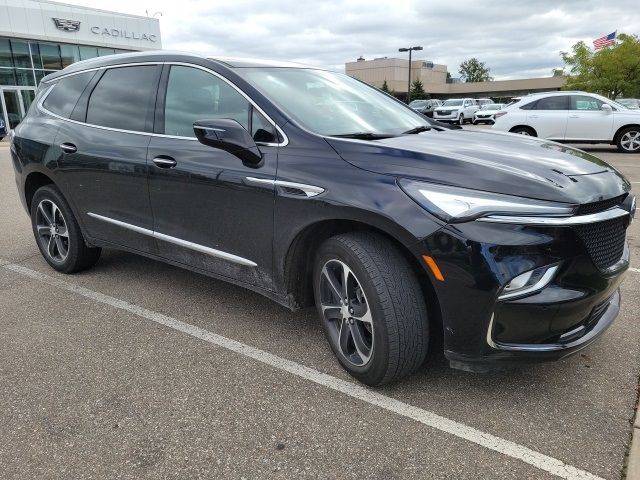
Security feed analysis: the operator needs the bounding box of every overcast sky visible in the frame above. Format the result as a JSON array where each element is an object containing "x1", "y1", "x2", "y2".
[{"x1": 62, "y1": 0, "x2": 640, "y2": 79}]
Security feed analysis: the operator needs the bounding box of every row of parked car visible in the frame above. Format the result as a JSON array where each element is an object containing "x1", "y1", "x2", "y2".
[{"x1": 410, "y1": 92, "x2": 640, "y2": 153}]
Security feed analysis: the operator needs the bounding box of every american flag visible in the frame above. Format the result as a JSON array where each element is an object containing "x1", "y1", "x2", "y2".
[{"x1": 593, "y1": 31, "x2": 616, "y2": 49}]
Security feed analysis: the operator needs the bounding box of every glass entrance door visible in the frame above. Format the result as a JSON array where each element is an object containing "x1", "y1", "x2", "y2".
[{"x1": 0, "y1": 87, "x2": 36, "y2": 131}]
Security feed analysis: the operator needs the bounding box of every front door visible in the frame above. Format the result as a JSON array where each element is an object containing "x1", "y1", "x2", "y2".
[
  {"x1": 565, "y1": 95, "x2": 615, "y2": 141},
  {"x1": 147, "y1": 64, "x2": 280, "y2": 289}
]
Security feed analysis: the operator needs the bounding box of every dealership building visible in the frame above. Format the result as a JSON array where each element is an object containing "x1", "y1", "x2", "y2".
[
  {"x1": 0, "y1": 0, "x2": 161, "y2": 132},
  {"x1": 346, "y1": 56, "x2": 566, "y2": 101}
]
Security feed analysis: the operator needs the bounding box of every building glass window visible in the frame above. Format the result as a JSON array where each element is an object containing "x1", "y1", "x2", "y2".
[
  {"x1": 0, "y1": 68, "x2": 16, "y2": 85},
  {"x1": 10, "y1": 40, "x2": 31, "y2": 68},
  {"x1": 79, "y1": 46, "x2": 99, "y2": 61},
  {"x1": 98, "y1": 48, "x2": 116, "y2": 57},
  {"x1": 14, "y1": 69, "x2": 35, "y2": 86},
  {"x1": 38, "y1": 43, "x2": 62, "y2": 70},
  {"x1": 0, "y1": 39, "x2": 12, "y2": 67},
  {"x1": 60, "y1": 45, "x2": 81, "y2": 68}
]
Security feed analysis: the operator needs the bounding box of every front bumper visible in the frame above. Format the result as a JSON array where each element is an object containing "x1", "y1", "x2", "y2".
[
  {"x1": 434, "y1": 112, "x2": 459, "y2": 122},
  {"x1": 417, "y1": 209, "x2": 630, "y2": 371}
]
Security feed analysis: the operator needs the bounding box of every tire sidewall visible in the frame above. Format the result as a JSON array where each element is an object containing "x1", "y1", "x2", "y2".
[
  {"x1": 617, "y1": 127, "x2": 640, "y2": 153},
  {"x1": 313, "y1": 239, "x2": 391, "y2": 384},
  {"x1": 30, "y1": 185, "x2": 84, "y2": 273}
]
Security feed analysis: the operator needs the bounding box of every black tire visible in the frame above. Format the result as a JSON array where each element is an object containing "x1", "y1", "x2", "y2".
[
  {"x1": 510, "y1": 126, "x2": 536, "y2": 136},
  {"x1": 313, "y1": 232, "x2": 429, "y2": 386},
  {"x1": 30, "y1": 185, "x2": 101, "y2": 273},
  {"x1": 616, "y1": 126, "x2": 640, "y2": 153},
  {"x1": 472, "y1": 120, "x2": 479, "y2": 125}
]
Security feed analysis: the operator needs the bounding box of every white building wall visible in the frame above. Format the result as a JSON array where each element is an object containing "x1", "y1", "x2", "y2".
[{"x1": 0, "y1": 0, "x2": 161, "y2": 50}]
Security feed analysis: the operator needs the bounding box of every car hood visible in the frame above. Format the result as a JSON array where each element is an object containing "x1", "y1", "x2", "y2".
[{"x1": 326, "y1": 129, "x2": 630, "y2": 204}]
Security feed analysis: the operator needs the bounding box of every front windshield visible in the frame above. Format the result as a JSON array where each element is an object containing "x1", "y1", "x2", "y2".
[
  {"x1": 241, "y1": 68, "x2": 428, "y2": 136},
  {"x1": 443, "y1": 99, "x2": 464, "y2": 106}
]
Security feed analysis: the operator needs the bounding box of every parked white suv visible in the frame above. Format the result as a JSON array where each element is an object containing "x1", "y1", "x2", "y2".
[
  {"x1": 433, "y1": 98, "x2": 479, "y2": 124},
  {"x1": 492, "y1": 91, "x2": 640, "y2": 153}
]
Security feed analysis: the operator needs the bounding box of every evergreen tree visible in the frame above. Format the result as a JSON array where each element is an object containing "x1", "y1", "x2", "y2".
[{"x1": 409, "y1": 79, "x2": 428, "y2": 101}]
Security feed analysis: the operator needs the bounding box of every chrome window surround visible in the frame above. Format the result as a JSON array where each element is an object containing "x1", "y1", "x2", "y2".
[
  {"x1": 87, "y1": 212, "x2": 257, "y2": 268},
  {"x1": 477, "y1": 206, "x2": 629, "y2": 226},
  {"x1": 38, "y1": 61, "x2": 289, "y2": 147}
]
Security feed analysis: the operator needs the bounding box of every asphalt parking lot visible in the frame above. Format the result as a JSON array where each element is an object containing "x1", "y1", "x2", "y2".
[{"x1": 0, "y1": 133, "x2": 639, "y2": 480}]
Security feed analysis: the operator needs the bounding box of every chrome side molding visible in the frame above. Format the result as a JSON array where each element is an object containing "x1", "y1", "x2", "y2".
[
  {"x1": 87, "y1": 212, "x2": 257, "y2": 267},
  {"x1": 245, "y1": 177, "x2": 325, "y2": 197},
  {"x1": 478, "y1": 207, "x2": 629, "y2": 226}
]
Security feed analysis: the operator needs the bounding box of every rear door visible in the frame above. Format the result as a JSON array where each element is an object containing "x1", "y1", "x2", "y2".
[
  {"x1": 565, "y1": 95, "x2": 614, "y2": 141},
  {"x1": 526, "y1": 95, "x2": 569, "y2": 139},
  {"x1": 54, "y1": 64, "x2": 162, "y2": 252}
]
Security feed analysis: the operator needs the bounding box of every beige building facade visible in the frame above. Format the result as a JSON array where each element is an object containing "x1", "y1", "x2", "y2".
[{"x1": 345, "y1": 57, "x2": 565, "y2": 100}]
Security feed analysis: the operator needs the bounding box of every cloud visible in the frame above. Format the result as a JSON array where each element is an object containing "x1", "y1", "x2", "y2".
[{"x1": 65, "y1": 0, "x2": 640, "y2": 79}]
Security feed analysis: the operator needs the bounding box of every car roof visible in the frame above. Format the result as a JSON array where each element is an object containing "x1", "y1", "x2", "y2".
[{"x1": 41, "y1": 50, "x2": 322, "y2": 83}]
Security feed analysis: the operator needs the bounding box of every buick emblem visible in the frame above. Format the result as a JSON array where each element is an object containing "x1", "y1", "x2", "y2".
[{"x1": 53, "y1": 18, "x2": 81, "y2": 32}]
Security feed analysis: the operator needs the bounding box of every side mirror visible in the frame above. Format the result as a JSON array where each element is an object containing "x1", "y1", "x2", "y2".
[
  {"x1": 601, "y1": 103, "x2": 613, "y2": 113},
  {"x1": 193, "y1": 119, "x2": 263, "y2": 167}
]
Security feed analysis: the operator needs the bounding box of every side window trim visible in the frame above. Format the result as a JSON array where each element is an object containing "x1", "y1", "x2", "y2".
[{"x1": 37, "y1": 61, "x2": 288, "y2": 146}]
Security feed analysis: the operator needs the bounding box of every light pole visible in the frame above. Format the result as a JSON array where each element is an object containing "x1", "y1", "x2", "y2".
[{"x1": 398, "y1": 46, "x2": 423, "y2": 103}]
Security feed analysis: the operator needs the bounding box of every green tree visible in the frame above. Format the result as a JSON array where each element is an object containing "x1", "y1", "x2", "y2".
[
  {"x1": 409, "y1": 79, "x2": 429, "y2": 101},
  {"x1": 561, "y1": 33, "x2": 640, "y2": 98},
  {"x1": 459, "y1": 58, "x2": 493, "y2": 83},
  {"x1": 381, "y1": 79, "x2": 390, "y2": 93}
]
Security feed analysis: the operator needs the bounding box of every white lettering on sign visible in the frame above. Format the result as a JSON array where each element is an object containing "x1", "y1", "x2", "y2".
[{"x1": 90, "y1": 26, "x2": 157, "y2": 42}]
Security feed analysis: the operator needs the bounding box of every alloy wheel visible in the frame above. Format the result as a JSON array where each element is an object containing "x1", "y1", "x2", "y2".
[
  {"x1": 620, "y1": 130, "x2": 640, "y2": 152},
  {"x1": 319, "y1": 259, "x2": 374, "y2": 367},
  {"x1": 35, "y1": 199, "x2": 69, "y2": 263}
]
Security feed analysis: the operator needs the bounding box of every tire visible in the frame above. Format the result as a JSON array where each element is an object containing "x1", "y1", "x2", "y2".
[
  {"x1": 458, "y1": 114, "x2": 465, "y2": 125},
  {"x1": 510, "y1": 126, "x2": 536, "y2": 136},
  {"x1": 616, "y1": 126, "x2": 640, "y2": 153},
  {"x1": 472, "y1": 120, "x2": 478, "y2": 125},
  {"x1": 313, "y1": 232, "x2": 429, "y2": 386},
  {"x1": 30, "y1": 185, "x2": 101, "y2": 273}
]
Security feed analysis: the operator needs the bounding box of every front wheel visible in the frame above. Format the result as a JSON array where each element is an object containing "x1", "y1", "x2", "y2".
[
  {"x1": 458, "y1": 114, "x2": 465, "y2": 125},
  {"x1": 616, "y1": 127, "x2": 640, "y2": 153},
  {"x1": 313, "y1": 233, "x2": 429, "y2": 386}
]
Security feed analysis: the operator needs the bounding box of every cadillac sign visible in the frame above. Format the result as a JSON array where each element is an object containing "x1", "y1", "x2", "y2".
[
  {"x1": 52, "y1": 18, "x2": 81, "y2": 32},
  {"x1": 51, "y1": 17, "x2": 157, "y2": 43}
]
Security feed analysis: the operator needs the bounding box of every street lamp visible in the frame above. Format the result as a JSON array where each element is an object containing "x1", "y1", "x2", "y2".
[{"x1": 398, "y1": 46, "x2": 423, "y2": 103}]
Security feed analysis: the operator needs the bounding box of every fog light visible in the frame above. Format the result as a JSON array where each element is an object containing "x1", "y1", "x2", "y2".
[{"x1": 499, "y1": 264, "x2": 559, "y2": 300}]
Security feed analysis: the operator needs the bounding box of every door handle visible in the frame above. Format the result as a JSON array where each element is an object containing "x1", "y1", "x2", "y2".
[
  {"x1": 60, "y1": 142, "x2": 77, "y2": 154},
  {"x1": 152, "y1": 156, "x2": 177, "y2": 168},
  {"x1": 529, "y1": 115, "x2": 539, "y2": 119},
  {"x1": 569, "y1": 115, "x2": 580, "y2": 118}
]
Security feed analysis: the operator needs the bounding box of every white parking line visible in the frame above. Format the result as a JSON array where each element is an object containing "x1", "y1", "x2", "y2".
[
  {"x1": 630, "y1": 267, "x2": 640, "y2": 274},
  {"x1": 1, "y1": 261, "x2": 604, "y2": 480}
]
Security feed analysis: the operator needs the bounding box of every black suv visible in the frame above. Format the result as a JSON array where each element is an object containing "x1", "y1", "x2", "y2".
[{"x1": 10, "y1": 52, "x2": 635, "y2": 385}]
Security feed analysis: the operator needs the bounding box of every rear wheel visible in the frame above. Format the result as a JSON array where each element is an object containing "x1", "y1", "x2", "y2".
[
  {"x1": 31, "y1": 185, "x2": 101, "y2": 273},
  {"x1": 510, "y1": 126, "x2": 536, "y2": 136},
  {"x1": 458, "y1": 114, "x2": 465, "y2": 125},
  {"x1": 313, "y1": 232, "x2": 429, "y2": 386},
  {"x1": 616, "y1": 127, "x2": 640, "y2": 153}
]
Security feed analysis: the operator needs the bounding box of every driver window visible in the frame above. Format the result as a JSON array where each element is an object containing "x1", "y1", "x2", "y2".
[
  {"x1": 572, "y1": 95, "x2": 604, "y2": 111},
  {"x1": 164, "y1": 66, "x2": 250, "y2": 137}
]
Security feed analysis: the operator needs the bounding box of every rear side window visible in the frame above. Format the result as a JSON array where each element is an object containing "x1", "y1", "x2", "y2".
[
  {"x1": 86, "y1": 66, "x2": 158, "y2": 132},
  {"x1": 533, "y1": 96, "x2": 569, "y2": 110},
  {"x1": 43, "y1": 71, "x2": 95, "y2": 118}
]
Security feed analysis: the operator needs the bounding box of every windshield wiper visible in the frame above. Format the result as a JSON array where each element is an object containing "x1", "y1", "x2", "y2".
[
  {"x1": 403, "y1": 125, "x2": 432, "y2": 134},
  {"x1": 331, "y1": 132, "x2": 394, "y2": 140}
]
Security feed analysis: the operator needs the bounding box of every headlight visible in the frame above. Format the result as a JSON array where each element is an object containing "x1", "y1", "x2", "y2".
[{"x1": 399, "y1": 180, "x2": 575, "y2": 223}]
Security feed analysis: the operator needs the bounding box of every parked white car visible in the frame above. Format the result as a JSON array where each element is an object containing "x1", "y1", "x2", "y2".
[
  {"x1": 473, "y1": 103, "x2": 505, "y2": 124},
  {"x1": 433, "y1": 98, "x2": 479, "y2": 124},
  {"x1": 492, "y1": 91, "x2": 640, "y2": 153}
]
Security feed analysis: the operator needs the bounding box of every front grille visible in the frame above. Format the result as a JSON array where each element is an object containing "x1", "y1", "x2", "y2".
[
  {"x1": 573, "y1": 218, "x2": 626, "y2": 270},
  {"x1": 575, "y1": 194, "x2": 627, "y2": 215}
]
